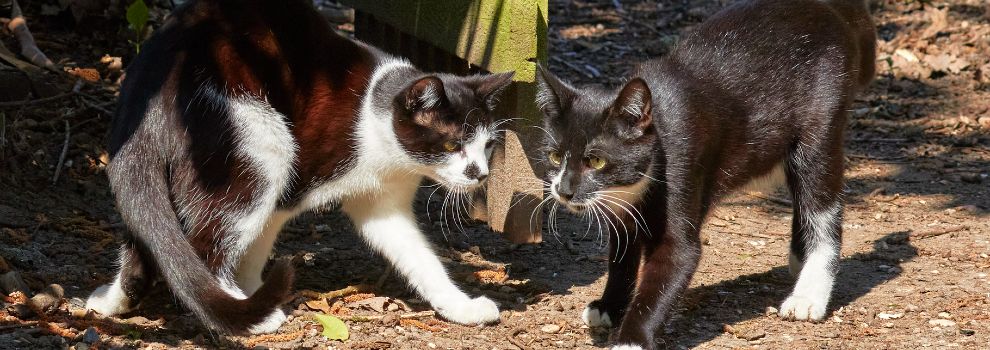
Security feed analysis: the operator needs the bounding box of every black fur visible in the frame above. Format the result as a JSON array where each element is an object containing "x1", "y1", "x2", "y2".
[{"x1": 537, "y1": 0, "x2": 875, "y2": 348}]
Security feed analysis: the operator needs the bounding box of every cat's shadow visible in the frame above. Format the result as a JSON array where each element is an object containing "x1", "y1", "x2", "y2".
[{"x1": 657, "y1": 231, "x2": 918, "y2": 349}]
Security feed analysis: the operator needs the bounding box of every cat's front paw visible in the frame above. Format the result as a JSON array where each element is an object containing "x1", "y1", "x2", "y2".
[
  {"x1": 779, "y1": 294, "x2": 827, "y2": 321},
  {"x1": 582, "y1": 302, "x2": 612, "y2": 328},
  {"x1": 436, "y1": 296, "x2": 500, "y2": 325}
]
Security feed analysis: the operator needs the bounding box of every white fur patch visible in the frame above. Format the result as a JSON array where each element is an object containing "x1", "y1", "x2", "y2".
[
  {"x1": 582, "y1": 304, "x2": 612, "y2": 327},
  {"x1": 226, "y1": 96, "x2": 298, "y2": 255},
  {"x1": 341, "y1": 182, "x2": 500, "y2": 325},
  {"x1": 433, "y1": 125, "x2": 495, "y2": 190},
  {"x1": 248, "y1": 309, "x2": 287, "y2": 334},
  {"x1": 85, "y1": 278, "x2": 132, "y2": 316},
  {"x1": 780, "y1": 202, "x2": 841, "y2": 321},
  {"x1": 612, "y1": 345, "x2": 644, "y2": 350}
]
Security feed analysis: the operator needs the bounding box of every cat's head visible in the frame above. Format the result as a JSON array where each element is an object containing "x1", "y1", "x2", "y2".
[
  {"x1": 391, "y1": 71, "x2": 515, "y2": 193},
  {"x1": 535, "y1": 65, "x2": 657, "y2": 212}
]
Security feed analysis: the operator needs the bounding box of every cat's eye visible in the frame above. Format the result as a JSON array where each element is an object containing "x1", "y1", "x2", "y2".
[
  {"x1": 443, "y1": 141, "x2": 461, "y2": 152},
  {"x1": 548, "y1": 150, "x2": 562, "y2": 166},
  {"x1": 588, "y1": 156, "x2": 607, "y2": 170}
]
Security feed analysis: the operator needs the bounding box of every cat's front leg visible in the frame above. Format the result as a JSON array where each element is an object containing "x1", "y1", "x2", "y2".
[
  {"x1": 341, "y1": 185, "x2": 500, "y2": 325},
  {"x1": 585, "y1": 230, "x2": 643, "y2": 328},
  {"x1": 612, "y1": 219, "x2": 702, "y2": 350}
]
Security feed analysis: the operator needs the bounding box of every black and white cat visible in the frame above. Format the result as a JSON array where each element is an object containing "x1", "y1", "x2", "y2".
[
  {"x1": 86, "y1": 0, "x2": 513, "y2": 334},
  {"x1": 535, "y1": 0, "x2": 875, "y2": 348}
]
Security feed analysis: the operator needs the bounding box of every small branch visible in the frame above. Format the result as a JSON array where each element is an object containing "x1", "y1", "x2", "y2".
[
  {"x1": 550, "y1": 56, "x2": 596, "y2": 79},
  {"x1": 7, "y1": 0, "x2": 56, "y2": 70},
  {"x1": 0, "y1": 92, "x2": 76, "y2": 108},
  {"x1": 909, "y1": 225, "x2": 968, "y2": 241},
  {"x1": 745, "y1": 191, "x2": 792, "y2": 207},
  {"x1": 52, "y1": 120, "x2": 69, "y2": 184},
  {"x1": 507, "y1": 327, "x2": 532, "y2": 350},
  {"x1": 719, "y1": 230, "x2": 774, "y2": 240},
  {"x1": 337, "y1": 310, "x2": 436, "y2": 322}
]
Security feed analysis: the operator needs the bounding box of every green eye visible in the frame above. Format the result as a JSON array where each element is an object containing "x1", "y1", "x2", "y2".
[
  {"x1": 588, "y1": 156, "x2": 607, "y2": 170},
  {"x1": 548, "y1": 150, "x2": 562, "y2": 166},
  {"x1": 443, "y1": 141, "x2": 460, "y2": 152}
]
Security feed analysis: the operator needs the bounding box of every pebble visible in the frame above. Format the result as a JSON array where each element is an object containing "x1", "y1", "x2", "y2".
[
  {"x1": 765, "y1": 306, "x2": 778, "y2": 315},
  {"x1": 73, "y1": 342, "x2": 89, "y2": 350},
  {"x1": 906, "y1": 304, "x2": 919, "y2": 312},
  {"x1": 929, "y1": 319, "x2": 956, "y2": 327},
  {"x1": 937, "y1": 312, "x2": 952, "y2": 319},
  {"x1": 82, "y1": 327, "x2": 100, "y2": 344},
  {"x1": 877, "y1": 311, "x2": 903, "y2": 320},
  {"x1": 541, "y1": 324, "x2": 562, "y2": 334}
]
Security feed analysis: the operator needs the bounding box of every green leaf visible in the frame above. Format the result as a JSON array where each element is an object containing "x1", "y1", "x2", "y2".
[
  {"x1": 126, "y1": 0, "x2": 149, "y2": 34},
  {"x1": 313, "y1": 313, "x2": 349, "y2": 341}
]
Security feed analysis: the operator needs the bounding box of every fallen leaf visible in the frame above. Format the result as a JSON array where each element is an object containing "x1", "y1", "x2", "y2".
[
  {"x1": 305, "y1": 298, "x2": 332, "y2": 314},
  {"x1": 313, "y1": 313, "x2": 349, "y2": 341},
  {"x1": 348, "y1": 296, "x2": 390, "y2": 313}
]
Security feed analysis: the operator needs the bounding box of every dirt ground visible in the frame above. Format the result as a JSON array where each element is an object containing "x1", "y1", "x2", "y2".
[{"x1": 1, "y1": 0, "x2": 989, "y2": 349}]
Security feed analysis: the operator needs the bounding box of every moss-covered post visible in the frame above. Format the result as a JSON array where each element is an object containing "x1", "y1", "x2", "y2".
[{"x1": 342, "y1": 0, "x2": 547, "y2": 243}]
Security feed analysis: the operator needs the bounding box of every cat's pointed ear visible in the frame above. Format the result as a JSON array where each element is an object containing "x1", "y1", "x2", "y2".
[
  {"x1": 608, "y1": 78, "x2": 653, "y2": 137},
  {"x1": 535, "y1": 64, "x2": 575, "y2": 118},
  {"x1": 404, "y1": 76, "x2": 447, "y2": 111},
  {"x1": 476, "y1": 71, "x2": 515, "y2": 111}
]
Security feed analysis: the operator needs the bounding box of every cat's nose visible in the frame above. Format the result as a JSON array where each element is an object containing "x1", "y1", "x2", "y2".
[{"x1": 557, "y1": 186, "x2": 574, "y2": 201}]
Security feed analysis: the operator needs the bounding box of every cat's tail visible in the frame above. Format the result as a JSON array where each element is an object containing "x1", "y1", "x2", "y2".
[{"x1": 107, "y1": 141, "x2": 293, "y2": 335}]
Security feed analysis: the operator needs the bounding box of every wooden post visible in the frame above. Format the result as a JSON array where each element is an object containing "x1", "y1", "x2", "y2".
[{"x1": 342, "y1": 0, "x2": 547, "y2": 243}]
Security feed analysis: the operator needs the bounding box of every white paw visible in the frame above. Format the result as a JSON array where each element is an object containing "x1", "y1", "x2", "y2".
[
  {"x1": 779, "y1": 294, "x2": 827, "y2": 321},
  {"x1": 611, "y1": 345, "x2": 644, "y2": 350},
  {"x1": 248, "y1": 309, "x2": 287, "y2": 334},
  {"x1": 85, "y1": 283, "x2": 132, "y2": 316},
  {"x1": 436, "y1": 296, "x2": 500, "y2": 325},
  {"x1": 582, "y1": 305, "x2": 612, "y2": 327}
]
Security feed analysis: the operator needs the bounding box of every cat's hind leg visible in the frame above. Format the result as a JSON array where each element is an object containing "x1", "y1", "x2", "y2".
[
  {"x1": 86, "y1": 242, "x2": 156, "y2": 316},
  {"x1": 342, "y1": 182, "x2": 500, "y2": 325},
  {"x1": 779, "y1": 138, "x2": 844, "y2": 321},
  {"x1": 235, "y1": 212, "x2": 294, "y2": 295}
]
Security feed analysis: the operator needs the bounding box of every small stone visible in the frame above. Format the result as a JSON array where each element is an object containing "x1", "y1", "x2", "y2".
[
  {"x1": 937, "y1": 312, "x2": 952, "y2": 319},
  {"x1": 906, "y1": 304, "x2": 919, "y2": 312},
  {"x1": 82, "y1": 327, "x2": 100, "y2": 344},
  {"x1": 541, "y1": 324, "x2": 562, "y2": 334},
  {"x1": 427, "y1": 342, "x2": 437, "y2": 348},
  {"x1": 765, "y1": 306, "x2": 778, "y2": 315},
  {"x1": 741, "y1": 330, "x2": 766, "y2": 341},
  {"x1": 960, "y1": 329, "x2": 976, "y2": 336},
  {"x1": 878, "y1": 311, "x2": 904, "y2": 320},
  {"x1": 929, "y1": 319, "x2": 956, "y2": 327},
  {"x1": 884, "y1": 322, "x2": 894, "y2": 328},
  {"x1": 73, "y1": 342, "x2": 89, "y2": 350},
  {"x1": 380, "y1": 314, "x2": 399, "y2": 327}
]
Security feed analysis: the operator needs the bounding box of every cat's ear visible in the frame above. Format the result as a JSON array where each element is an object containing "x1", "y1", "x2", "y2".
[
  {"x1": 476, "y1": 71, "x2": 515, "y2": 111},
  {"x1": 404, "y1": 76, "x2": 447, "y2": 111},
  {"x1": 535, "y1": 64, "x2": 575, "y2": 118},
  {"x1": 608, "y1": 78, "x2": 653, "y2": 137}
]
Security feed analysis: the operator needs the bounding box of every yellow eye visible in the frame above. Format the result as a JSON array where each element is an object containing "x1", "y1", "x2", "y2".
[
  {"x1": 548, "y1": 150, "x2": 562, "y2": 166},
  {"x1": 443, "y1": 141, "x2": 460, "y2": 152},
  {"x1": 588, "y1": 156, "x2": 607, "y2": 170}
]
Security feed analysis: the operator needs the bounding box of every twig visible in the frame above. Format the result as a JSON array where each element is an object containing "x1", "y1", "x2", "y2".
[
  {"x1": 298, "y1": 284, "x2": 373, "y2": 300},
  {"x1": 507, "y1": 327, "x2": 532, "y2": 350},
  {"x1": 909, "y1": 225, "x2": 968, "y2": 241},
  {"x1": 7, "y1": 0, "x2": 55, "y2": 70},
  {"x1": 337, "y1": 310, "x2": 436, "y2": 322},
  {"x1": 374, "y1": 265, "x2": 393, "y2": 290},
  {"x1": 52, "y1": 120, "x2": 69, "y2": 184},
  {"x1": 745, "y1": 191, "x2": 792, "y2": 207},
  {"x1": 550, "y1": 56, "x2": 595, "y2": 79},
  {"x1": 77, "y1": 95, "x2": 115, "y2": 116},
  {"x1": 849, "y1": 138, "x2": 909, "y2": 143},
  {"x1": 0, "y1": 92, "x2": 76, "y2": 108},
  {"x1": 719, "y1": 230, "x2": 774, "y2": 240}
]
